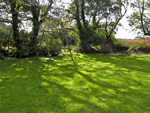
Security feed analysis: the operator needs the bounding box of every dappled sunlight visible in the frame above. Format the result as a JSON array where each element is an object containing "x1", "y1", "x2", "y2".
[
  {"x1": 16, "y1": 75, "x2": 21, "y2": 78},
  {"x1": 15, "y1": 67, "x2": 23, "y2": 71},
  {"x1": 0, "y1": 53, "x2": 150, "y2": 112},
  {"x1": 22, "y1": 75, "x2": 28, "y2": 78},
  {"x1": 42, "y1": 81, "x2": 50, "y2": 86}
]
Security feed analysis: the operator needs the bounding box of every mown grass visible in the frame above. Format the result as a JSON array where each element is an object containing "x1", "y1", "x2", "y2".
[{"x1": 0, "y1": 52, "x2": 150, "y2": 113}]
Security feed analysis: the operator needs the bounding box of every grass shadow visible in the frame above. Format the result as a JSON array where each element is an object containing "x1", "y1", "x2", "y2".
[{"x1": 0, "y1": 53, "x2": 150, "y2": 112}]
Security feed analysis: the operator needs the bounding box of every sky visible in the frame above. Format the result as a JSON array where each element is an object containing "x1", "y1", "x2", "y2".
[
  {"x1": 63, "y1": 0, "x2": 138, "y2": 39},
  {"x1": 114, "y1": 7, "x2": 138, "y2": 39},
  {"x1": 114, "y1": 8, "x2": 137, "y2": 39}
]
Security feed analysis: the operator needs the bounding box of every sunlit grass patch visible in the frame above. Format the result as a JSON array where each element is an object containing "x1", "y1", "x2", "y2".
[{"x1": 0, "y1": 52, "x2": 150, "y2": 112}]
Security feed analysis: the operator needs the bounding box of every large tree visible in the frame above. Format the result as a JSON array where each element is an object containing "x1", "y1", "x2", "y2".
[
  {"x1": 0, "y1": 0, "x2": 66, "y2": 56},
  {"x1": 127, "y1": 0, "x2": 150, "y2": 36},
  {"x1": 102, "y1": 0, "x2": 129, "y2": 43},
  {"x1": 67, "y1": 0, "x2": 129, "y2": 52},
  {"x1": 68, "y1": 0, "x2": 103, "y2": 52},
  {"x1": 21, "y1": 0, "x2": 53, "y2": 53},
  {"x1": 0, "y1": 0, "x2": 23, "y2": 55}
]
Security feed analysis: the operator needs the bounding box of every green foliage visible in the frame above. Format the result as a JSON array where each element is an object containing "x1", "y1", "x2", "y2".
[
  {"x1": 90, "y1": 44, "x2": 102, "y2": 52},
  {"x1": 71, "y1": 44, "x2": 80, "y2": 53},
  {"x1": 38, "y1": 37, "x2": 62, "y2": 56},
  {"x1": 112, "y1": 38, "x2": 123, "y2": 48},
  {"x1": 16, "y1": 30, "x2": 32, "y2": 56},
  {"x1": 76, "y1": 28, "x2": 107, "y2": 53},
  {"x1": 49, "y1": 38, "x2": 62, "y2": 54},
  {"x1": 88, "y1": 32, "x2": 106, "y2": 46},
  {"x1": 70, "y1": 34, "x2": 81, "y2": 52},
  {"x1": 68, "y1": 0, "x2": 128, "y2": 52},
  {"x1": 0, "y1": 23, "x2": 13, "y2": 47},
  {"x1": 1, "y1": 30, "x2": 34, "y2": 57},
  {"x1": 19, "y1": 30, "x2": 31, "y2": 44},
  {"x1": 101, "y1": 43, "x2": 114, "y2": 53},
  {"x1": 128, "y1": 0, "x2": 150, "y2": 36},
  {"x1": 87, "y1": 29, "x2": 107, "y2": 53},
  {"x1": 127, "y1": 44, "x2": 140, "y2": 53},
  {"x1": 121, "y1": 39, "x2": 150, "y2": 53}
]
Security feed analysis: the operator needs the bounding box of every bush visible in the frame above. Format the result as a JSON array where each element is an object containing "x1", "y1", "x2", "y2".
[
  {"x1": 78, "y1": 29, "x2": 107, "y2": 53},
  {"x1": 122, "y1": 39, "x2": 150, "y2": 53},
  {"x1": 49, "y1": 38, "x2": 62, "y2": 55},
  {"x1": 37, "y1": 49, "x2": 48, "y2": 57},
  {"x1": 101, "y1": 43, "x2": 114, "y2": 54},
  {"x1": 72, "y1": 43, "x2": 80, "y2": 53},
  {"x1": 112, "y1": 38, "x2": 123, "y2": 48},
  {"x1": 38, "y1": 37, "x2": 62, "y2": 56},
  {"x1": 79, "y1": 40, "x2": 93, "y2": 53},
  {"x1": 90, "y1": 44, "x2": 102, "y2": 52}
]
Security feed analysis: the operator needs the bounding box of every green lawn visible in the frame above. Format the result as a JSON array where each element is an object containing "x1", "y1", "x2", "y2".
[{"x1": 0, "y1": 52, "x2": 150, "y2": 113}]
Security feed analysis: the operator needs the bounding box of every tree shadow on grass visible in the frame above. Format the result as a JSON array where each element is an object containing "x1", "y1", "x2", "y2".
[
  {"x1": 44, "y1": 55, "x2": 150, "y2": 112},
  {"x1": 81, "y1": 53, "x2": 150, "y2": 88},
  {"x1": 70, "y1": 53, "x2": 150, "y2": 112},
  {"x1": 0, "y1": 55, "x2": 150, "y2": 112},
  {"x1": 0, "y1": 57, "x2": 106, "y2": 113},
  {"x1": 76, "y1": 69, "x2": 150, "y2": 107},
  {"x1": 78, "y1": 53, "x2": 150, "y2": 73}
]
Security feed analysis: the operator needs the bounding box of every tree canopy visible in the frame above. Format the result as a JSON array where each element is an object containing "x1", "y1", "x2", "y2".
[
  {"x1": 0, "y1": 0, "x2": 149, "y2": 56},
  {"x1": 127, "y1": 0, "x2": 150, "y2": 36}
]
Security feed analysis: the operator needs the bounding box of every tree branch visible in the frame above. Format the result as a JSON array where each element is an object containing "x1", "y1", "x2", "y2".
[
  {"x1": 39, "y1": 0, "x2": 53, "y2": 24},
  {"x1": 81, "y1": 0, "x2": 86, "y2": 28},
  {"x1": 108, "y1": 1, "x2": 128, "y2": 38},
  {"x1": 139, "y1": 0, "x2": 150, "y2": 36},
  {"x1": 64, "y1": 28, "x2": 75, "y2": 32},
  {"x1": 0, "y1": 18, "x2": 12, "y2": 23}
]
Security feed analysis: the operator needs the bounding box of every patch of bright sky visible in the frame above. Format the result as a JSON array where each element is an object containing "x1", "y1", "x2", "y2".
[{"x1": 115, "y1": 7, "x2": 137, "y2": 39}]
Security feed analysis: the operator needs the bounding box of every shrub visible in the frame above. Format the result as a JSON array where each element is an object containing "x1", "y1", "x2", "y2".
[
  {"x1": 112, "y1": 38, "x2": 123, "y2": 48},
  {"x1": 122, "y1": 39, "x2": 150, "y2": 53},
  {"x1": 90, "y1": 44, "x2": 102, "y2": 52},
  {"x1": 48, "y1": 38, "x2": 62, "y2": 55},
  {"x1": 72, "y1": 43, "x2": 80, "y2": 53},
  {"x1": 99, "y1": 43, "x2": 113, "y2": 54}
]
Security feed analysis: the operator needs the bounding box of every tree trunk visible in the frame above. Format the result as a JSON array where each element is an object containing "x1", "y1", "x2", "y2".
[
  {"x1": 30, "y1": 5, "x2": 40, "y2": 54},
  {"x1": 10, "y1": 0, "x2": 22, "y2": 56},
  {"x1": 31, "y1": 22, "x2": 40, "y2": 47},
  {"x1": 74, "y1": 0, "x2": 93, "y2": 53}
]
